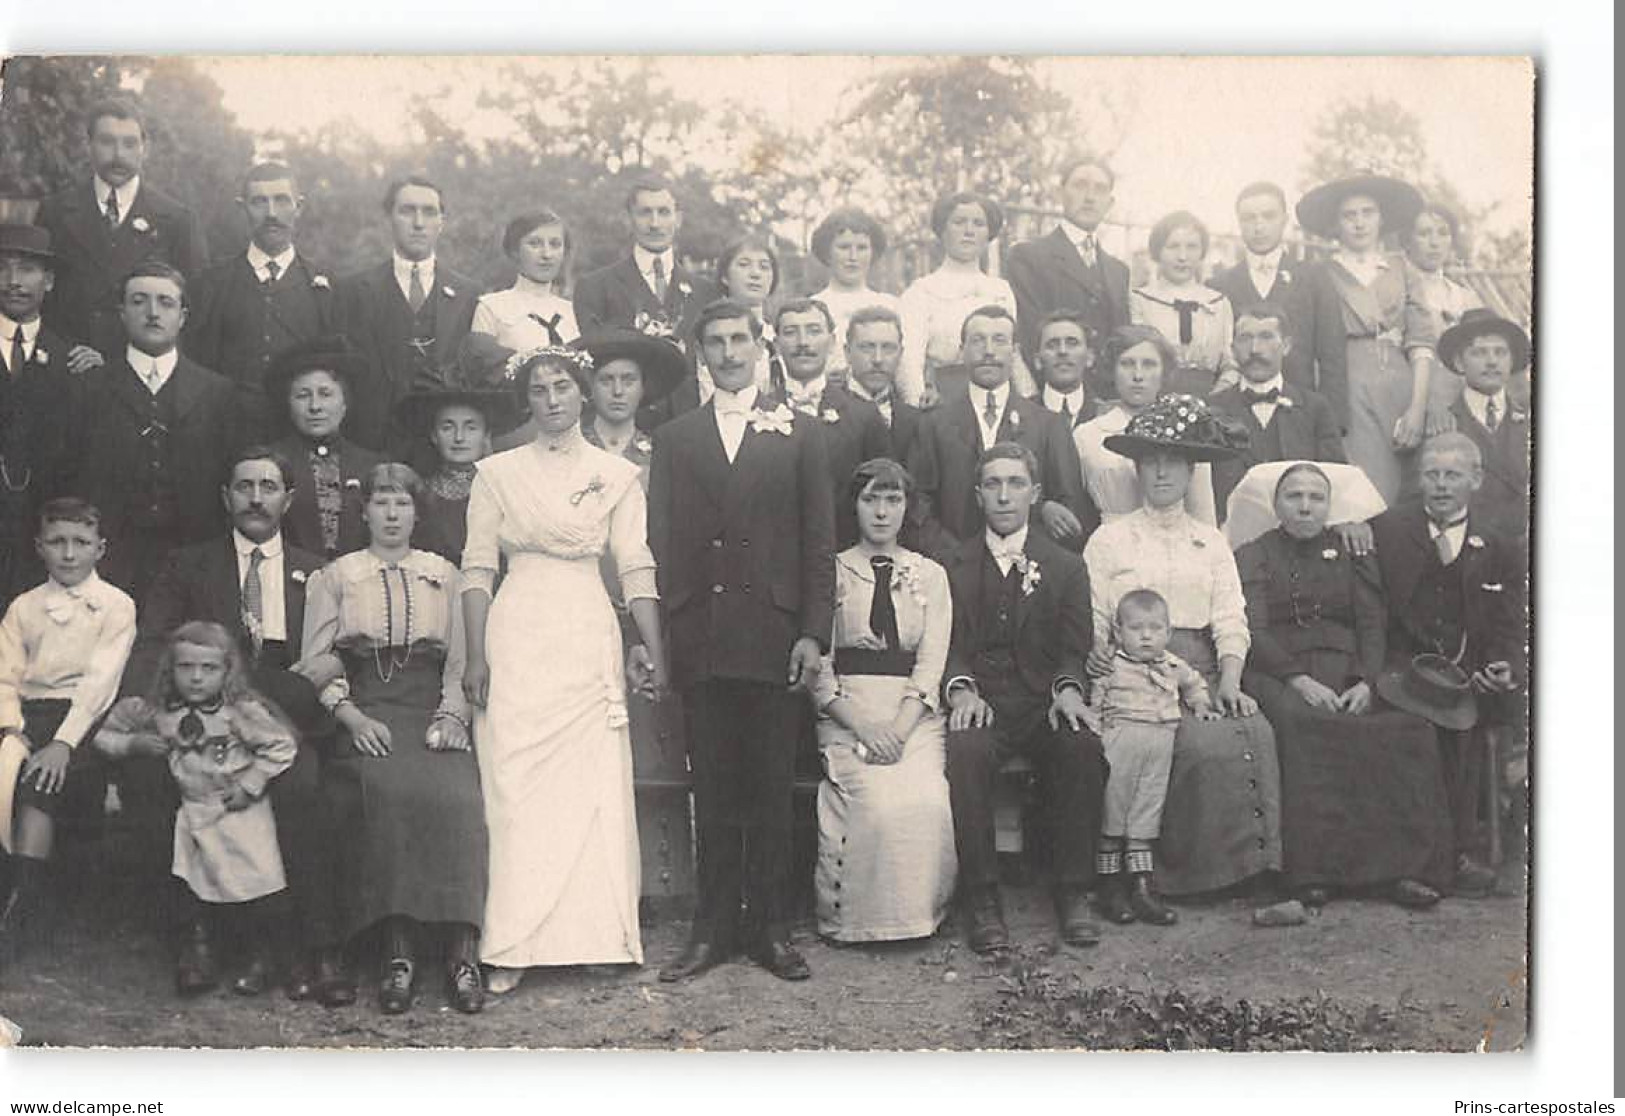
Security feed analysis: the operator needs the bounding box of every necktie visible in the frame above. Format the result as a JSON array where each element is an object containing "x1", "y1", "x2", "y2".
[
  {"x1": 104, "y1": 191, "x2": 120, "y2": 229},
  {"x1": 527, "y1": 312, "x2": 564, "y2": 346},
  {"x1": 1244, "y1": 387, "x2": 1281, "y2": 404},
  {"x1": 145, "y1": 359, "x2": 163, "y2": 394},
  {"x1": 868, "y1": 556, "x2": 901, "y2": 651},
  {"x1": 407, "y1": 264, "x2": 427, "y2": 312},
  {"x1": 1172, "y1": 299, "x2": 1200, "y2": 345},
  {"x1": 652, "y1": 255, "x2": 669, "y2": 302},
  {"x1": 983, "y1": 390, "x2": 999, "y2": 432},
  {"x1": 8, "y1": 330, "x2": 24, "y2": 376},
  {"x1": 1484, "y1": 398, "x2": 1499, "y2": 432},
  {"x1": 263, "y1": 259, "x2": 280, "y2": 285},
  {"x1": 242, "y1": 546, "x2": 266, "y2": 630},
  {"x1": 1059, "y1": 397, "x2": 1073, "y2": 422},
  {"x1": 1079, "y1": 233, "x2": 1097, "y2": 268},
  {"x1": 1431, "y1": 518, "x2": 1465, "y2": 565}
]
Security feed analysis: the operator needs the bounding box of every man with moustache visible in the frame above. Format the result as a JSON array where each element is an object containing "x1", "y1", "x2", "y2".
[
  {"x1": 1209, "y1": 182, "x2": 1346, "y2": 424},
  {"x1": 70, "y1": 261, "x2": 243, "y2": 603},
  {"x1": 843, "y1": 305, "x2": 924, "y2": 466},
  {"x1": 186, "y1": 163, "x2": 337, "y2": 438},
  {"x1": 909, "y1": 305, "x2": 1095, "y2": 562},
  {"x1": 1006, "y1": 157, "x2": 1130, "y2": 400},
  {"x1": 648, "y1": 298, "x2": 834, "y2": 983},
  {"x1": 131, "y1": 446, "x2": 350, "y2": 1001},
  {"x1": 35, "y1": 98, "x2": 208, "y2": 362},
  {"x1": 333, "y1": 176, "x2": 481, "y2": 454},
  {"x1": 1030, "y1": 309, "x2": 1103, "y2": 429},
  {"x1": 775, "y1": 298, "x2": 889, "y2": 549},
  {"x1": 1207, "y1": 301, "x2": 1346, "y2": 518}
]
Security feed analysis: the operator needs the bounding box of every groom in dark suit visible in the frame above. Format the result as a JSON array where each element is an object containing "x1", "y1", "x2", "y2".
[
  {"x1": 941, "y1": 442, "x2": 1106, "y2": 952},
  {"x1": 35, "y1": 98, "x2": 208, "y2": 361},
  {"x1": 1209, "y1": 182, "x2": 1346, "y2": 423},
  {"x1": 648, "y1": 298, "x2": 835, "y2": 983},
  {"x1": 1006, "y1": 157, "x2": 1130, "y2": 401},
  {"x1": 333, "y1": 175, "x2": 480, "y2": 454}
]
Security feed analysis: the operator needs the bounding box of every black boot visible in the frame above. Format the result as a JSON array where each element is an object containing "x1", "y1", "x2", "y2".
[
  {"x1": 1094, "y1": 874, "x2": 1136, "y2": 925},
  {"x1": 0, "y1": 855, "x2": 47, "y2": 966},
  {"x1": 175, "y1": 916, "x2": 220, "y2": 996},
  {"x1": 1128, "y1": 873, "x2": 1178, "y2": 925}
]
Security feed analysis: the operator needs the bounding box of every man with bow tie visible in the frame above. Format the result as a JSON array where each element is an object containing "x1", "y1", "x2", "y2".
[
  {"x1": 648, "y1": 298, "x2": 834, "y2": 983},
  {"x1": 34, "y1": 98, "x2": 208, "y2": 364},
  {"x1": 1209, "y1": 182, "x2": 1347, "y2": 423},
  {"x1": 333, "y1": 176, "x2": 481, "y2": 455},
  {"x1": 1030, "y1": 309, "x2": 1103, "y2": 429},
  {"x1": 1207, "y1": 301, "x2": 1346, "y2": 518},
  {"x1": 775, "y1": 298, "x2": 888, "y2": 549},
  {"x1": 69, "y1": 262, "x2": 244, "y2": 605},
  {"x1": 843, "y1": 305, "x2": 924, "y2": 467},
  {"x1": 185, "y1": 163, "x2": 336, "y2": 440},
  {"x1": 1371, "y1": 433, "x2": 1523, "y2": 897},
  {"x1": 909, "y1": 305, "x2": 1095, "y2": 562},
  {"x1": 940, "y1": 442, "x2": 1106, "y2": 952},
  {"x1": 1438, "y1": 309, "x2": 1530, "y2": 552},
  {"x1": 1006, "y1": 157, "x2": 1131, "y2": 402}
]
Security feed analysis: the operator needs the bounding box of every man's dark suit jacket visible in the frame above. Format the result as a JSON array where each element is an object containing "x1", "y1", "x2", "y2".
[
  {"x1": 647, "y1": 396, "x2": 835, "y2": 691},
  {"x1": 71, "y1": 352, "x2": 243, "y2": 588},
  {"x1": 35, "y1": 180, "x2": 208, "y2": 359},
  {"x1": 0, "y1": 325, "x2": 85, "y2": 607},
  {"x1": 789, "y1": 382, "x2": 890, "y2": 550},
  {"x1": 1206, "y1": 381, "x2": 1347, "y2": 520},
  {"x1": 1449, "y1": 393, "x2": 1530, "y2": 550},
  {"x1": 1370, "y1": 502, "x2": 1525, "y2": 688},
  {"x1": 942, "y1": 526, "x2": 1092, "y2": 704},
  {"x1": 333, "y1": 259, "x2": 481, "y2": 453},
  {"x1": 1005, "y1": 228, "x2": 1131, "y2": 391},
  {"x1": 185, "y1": 253, "x2": 336, "y2": 438},
  {"x1": 1209, "y1": 258, "x2": 1348, "y2": 421},
  {"x1": 885, "y1": 398, "x2": 925, "y2": 468},
  {"x1": 268, "y1": 435, "x2": 385, "y2": 560},
  {"x1": 908, "y1": 390, "x2": 1095, "y2": 562}
]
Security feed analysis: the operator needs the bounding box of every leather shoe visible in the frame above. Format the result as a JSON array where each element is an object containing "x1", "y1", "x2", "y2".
[
  {"x1": 1055, "y1": 888, "x2": 1101, "y2": 947},
  {"x1": 659, "y1": 938, "x2": 726, "y2": 983},
  {"x1": 231, "y1": 954, "x2": 270, "y2": 996},
  {"x1": 378, "y1": 957, "x2": 414, "y2": 1015},
  {"x1": 1454, "y1": 855, "x2": 1497, "y2": 897},
  {"x1": 448, "y1": 961, "x2": 484, "y2": 1014},
  {"x1": 314, "y1": 950, "x2": 357, "y2": 1008},
  {"x1": 1128, "y1": 873, "x2": 1178, "y2": 926},
  {"x1": 285, "y1": 956, "x2": 315, "y2": 1001},
  {"x1": 963, "y1": 889, "x2": 1010, "y2": 954},
  {"x1": 1094, "y1": 875, "x2": 1136, "y2": 925},
  {"x1": 1391, "y1": 877, "x2": 1442, "y2": 909},
  {"x1": 751, "y1": 937, "x2": 811, "y2": 981},
  {"x1": 174, "y1": 921, "x2": 219, "y2": 997},
  {"x1": 1298, "y1": 886, "x2": 1333, "y2": 908}
]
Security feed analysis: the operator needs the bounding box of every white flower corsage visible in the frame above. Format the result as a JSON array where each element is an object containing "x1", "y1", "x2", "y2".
[
  {"x1": 1321, "y1": 547, "x2": 1340, "y2": 561},
  {"x1": 748, "y1": 405, "x2": 796, "y2": 436},
  {"x1": 1466, "y1": 535, "x2": 1485, "y2": 550},
  {"x1": 894, "y1": 556, "x2": 928, "y2": 607},
  {"x1": 1007, "y1": 409, "x2": 1021, "y2": 431},
  {"x1": 1277, "y1": 396, "x2": 1295, "y2": 409},
  {"x1": 442, "y1": 285, "x2": 456, "y2": 299},
  {"x1": 569, "y1": 475, "x2": 607, "y2": 506},
  {"x1": 633, "y1": 310, "x2": 676, "y2": 339},
  {"x1": 130, "y1": 216, "x2": 151, "y2": 234},
  {"x1": 33, "y1": 348, "x2": 48, "y2": 364},
  {"x1": 290, "y1": 569, "x2": 308, "y2": 584},
  {"x1": 633, "y1": 433, "x2": 653, "y2": 455},
  {"x1": 1510, "y1": 410, "x2": 1527, "y2": 424},
  {"x1": 821, "y1": 407, "x2": 841, "y2": 424},
  {"x1": 1013, "y1": 555, "x2": 1043, "y2": 597},
  {"x1": 1481, "y1": 582, "x2": 1505, "y2": 593},
  {"x1": 677, "y1": 280, "x2": 692, "y2": 298},
  {"x1": 311, "y1": 275, "x2": 331, "y2": 290},
  {"x1": 343, "y1": 478, "x2": 361, "y2": 490},
  {"x1": 1278, "y1": 271, "x2": 1292, "y2": 285}
]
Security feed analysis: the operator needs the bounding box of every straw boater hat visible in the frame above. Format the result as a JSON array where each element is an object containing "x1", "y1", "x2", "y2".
[
  {"x1": 1437, "y1": 307, "x2": 1531, "y2": 374},
  {"x1": 570, "y1": 329, "x2": 687, "y2": 407},
  {"x1": 1294, "y1": 173, "x2": 1426, "y2": 241},
  {"x1": 1102, "y1": 393, "x2": 1250, "y2": 463},
  {"x1": 0, "y1": 224, "x2": 57, "y2": 262},
  {"x1": 1376, "y1": 653, "x2": 1480, "y2": 732},
  {"x1": 393, "y1": 364, "x2": 525, "y2": 439}
]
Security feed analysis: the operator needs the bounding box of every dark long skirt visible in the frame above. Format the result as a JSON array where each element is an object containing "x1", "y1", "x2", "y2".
[
  {"x1": 1248, "y1": 649, "x2": 1454, "y2": 891},
  {"x1": 327, "y1": 652, "x2": 487, "y2": 937}
]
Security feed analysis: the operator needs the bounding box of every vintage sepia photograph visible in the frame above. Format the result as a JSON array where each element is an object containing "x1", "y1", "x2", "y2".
[{"x1": 0, "y1": 51, "x2": 1534, "y2": 1056}]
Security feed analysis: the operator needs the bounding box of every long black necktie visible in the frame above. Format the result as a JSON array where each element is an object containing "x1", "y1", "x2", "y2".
[
  {"x1": 869, "y1": 556, "x2": 901, "y2": 650},
  {"x1": 1172, "y1": 299, "x2": 1200, "y2": 345}
]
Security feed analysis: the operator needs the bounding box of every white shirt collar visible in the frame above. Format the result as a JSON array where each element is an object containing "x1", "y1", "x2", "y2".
[
  {"x1": 233, "y1": 529, "x2": 284, "y2": 560},
  {"x1": 1241, "y1": 373, "x2": 1285, "y2": 396},
  {"x1": 127, "y1": 344, "x2": 179, "y2": 386},
  {"x1": 1058, "y1": 218, "x2": 1098, "y2": 252},
  {"x1": 985, "y1": 523, "x2": 1029, "y2": 560},
  {"x1": 0, "y1": 311, "x2": 40, "y2": 347},
  {"x1": 1427, "y1": 514, "x2": 1469, "y2": 537},
  {"x1": 847, "y1": 378, "x2": 892, "y2": 406},
  {"x1": 392, "y1": 252, "x2": 435, "y2": 287},
  {"x1": 94, "y1": 175, "x2": 140, "y2": 220},
  {"x1": 1463, "y1": 387, "x2": 1509, "y2": 426},
  {"x1": 633, "y1": 244, "x2": 675, "y2": 280},
  {"x1": 786, "y1": 374, "x2": 828, "y2": 407},
  {"x1": 1245, "y1": 246, "x2": 1285, "y2": 273},
  {"x1": 246, "y1": 242, "x2": 297, "y2": 279},
  {"x1": 974, "y1": 381, "x2": 1011, "y2": 412},
  {"x1": 712, "y1": 382, "x2": 760, "y2": 415},
  {"x1": 1042, "y1": 384, "x2": 1086, "y2": 415}
]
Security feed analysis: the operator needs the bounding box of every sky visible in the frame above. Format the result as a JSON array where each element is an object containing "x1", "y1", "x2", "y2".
[{"x1": 196, "y1": 55, "x2": 1534, "y2": 247}]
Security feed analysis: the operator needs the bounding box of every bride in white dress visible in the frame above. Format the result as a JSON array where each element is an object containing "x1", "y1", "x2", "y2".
[{"x1": 460, "y1": 345, "x2": 666, "y2": 993}]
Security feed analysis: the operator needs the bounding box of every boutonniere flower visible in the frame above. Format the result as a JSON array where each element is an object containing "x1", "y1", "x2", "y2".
[
  {"x1": 441, "y1": 285, "x2": 456, "y2": 299},
  {"x1": 290, "y1": 569, "x2": 308, "y2": 585},
  {"x1": 633, "y1": 432, "x2": 653, "y2": 455},
  {"x1": 130, "y1": 216, "x2": 152, "y2": 234},
  {"x1": 1007, "y1": 409, "x2": 1021, "y2": 431},
  {"x1": 311, "y1": 275, "x2": 331, "y2": 290},
  {"x1": 1322, "y1": 547, "x2": 1340, "y2": 560},
  {"x1": 748, "y1": 405, "x2": 796, "y2": 436},
  {"x1": 821, "y1": 407, "x2": 841, "y2": 424},
  {"x1": 1012, "y1": 554, "x2": 1043, "y2": 597},
  {"x1": 343, "y1": 478, "x2": 361, "y2": 491},
  {"x1": 1277, "y1": 396, "x2": 1295, "y2": 409},
  {"x1": 1278, "y1": 271, "x2": 1292, "y2": 285},
  {"x1": 1510, "y1": 410, "x2": 1527, "y2": 424},
  {"x1": 894, "y1": 557, "x2": 928, "y2": 608},
  {"x1": 1466, "y1": 535, "x2": 1485, "y2": 550},
  {"x1": 33, "y1": 347, "x2": 48, "y2": 365},
  {"x1": 676, "y1": 279, "x2": 692, "y2": 298},
  {"x1": 1481, "y1": 582, "x2": 1505, "y2": 593}
]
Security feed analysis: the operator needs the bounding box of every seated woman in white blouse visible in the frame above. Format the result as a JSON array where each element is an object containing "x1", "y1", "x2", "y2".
[{"x1": 1074, "y1": 325, "x2": 1218, "y2": 524}]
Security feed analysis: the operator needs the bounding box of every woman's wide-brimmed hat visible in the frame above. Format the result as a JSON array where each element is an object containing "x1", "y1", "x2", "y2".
[
  {"x1": 1375, "y1": 653, "x2": 1480, "y2": 732},
  {"x1": 570, "y1": 329, "x2": 687, "y2": 407},
  {"x1": 263, "y1": 334, "x2": 364, "y2": 401},
  {"x1": 1437, "y1": 307, "x2": 1531, "y2": 374},
  {"x1": 1294, "y1": 173, "x2": 1426, "y2": 240},
  {"x1": 1103, "y1": 393, "x2": 1249, "y2": 464},
  {"x1": 393, "y1": 365, "x2": 525, "y2": 439}
]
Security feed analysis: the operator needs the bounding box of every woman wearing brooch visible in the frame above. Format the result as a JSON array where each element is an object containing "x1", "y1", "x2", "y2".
[
  {"x1": 1083, "y1": 395, "x2": 1292, "y2": 919},
  {"x1": 1230, "y1": 461, "x2": 1452, "y2": 909},
  {"x1": 265, "y1": 336, "x2": 385, "y2": 561},
  {"x1": 1129, "y1": 211, "x2": 1241, "y2": 397},
  {"x1": 298, "y1": 462, "x2": 486, "y2": 1015},
  {"x1": 460, "y1": 344, "x2": 666, "y2": 993},
  {"x1": 809, "y1": 458, "x2": 955, "y2": 943}
]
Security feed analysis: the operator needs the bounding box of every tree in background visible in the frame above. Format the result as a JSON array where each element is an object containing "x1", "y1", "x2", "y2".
[{"x1": 0, "y1": 56, "x2": 128, "y2": 218}]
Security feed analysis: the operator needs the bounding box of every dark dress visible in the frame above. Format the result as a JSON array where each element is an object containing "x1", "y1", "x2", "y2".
[
  {"x1": 1235, "y1": 527, "x2": 1453, "y2": 890},
  {"x1": 270, "y1": 435, "x2": 383, "y2": 561},
  {"x1": 415, "y1": 464, "x2": 476, "y2": 565}
]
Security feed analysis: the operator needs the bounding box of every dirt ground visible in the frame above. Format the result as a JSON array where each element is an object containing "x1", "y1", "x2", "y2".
[{"x1": 0, "y1": 829, "x2": 1528, "y2": 1052}]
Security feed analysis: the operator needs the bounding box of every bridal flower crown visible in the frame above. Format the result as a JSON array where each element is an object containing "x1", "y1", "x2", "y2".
[{"x1": 503, "y1": 345, "x2": 595, "y2": 382}]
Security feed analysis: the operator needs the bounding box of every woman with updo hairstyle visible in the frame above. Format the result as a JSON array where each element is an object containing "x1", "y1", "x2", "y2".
[
  {"x1": 1129, "y1": 210, "x2": 1239, "y2": 397},
  {"x1": 807, "y1": 207, "x2": 901, "y2": 382},
  {"x1": 716, "y1": 233, "x2": 785, "y2": 394},
  {"x1": 898, "y1": 191, "x2": 1034, "y2": 405},
  {"x1": 1404, "y1": 201, "x2": 1483, "y2": 419},
  {"x1": 809, "y1": 457, "x2": 955, "y2": 942},
  {"x1": 459, "y1": 344, "x2": 665, "y2": 993},
  {"x1": 297, "y1": 462, "x2": 486, "y2": 1015},
  {"x1": 464, "y1": 209, "x2": 580, "y2": 390}
]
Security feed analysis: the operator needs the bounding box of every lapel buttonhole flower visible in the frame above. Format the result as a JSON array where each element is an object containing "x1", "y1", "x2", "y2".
[
  {"x1": 1007, "y1": 409, "x2": 1021, "y2": 431},
  {"x1": 442, "y1": 285, "x2": 456, "y2": 299},
  {"x1": 1018, "y1": 557, "x2": 1043, "y2": 597},
  {"x1": 1278, "y1": 396, "x2": 1294, "y2": 409},
  {"x1": 290, "y1": 569, "x2": 308, "y2": 584},
  {"x1": 311, "y1": 275, "x2": 330, "y2": 290},
  {"x1": 33, "y1": 348, "x2": 48, "y2": 364},
  {"x1": 1321, "y1": 547, "x2": 1339, "y2": 560},
  {"x1": 1481, "y1": 582, "x2": 1504, "y2": 593},
  {"x1": 343, "y1": 478, "x2": 361, "y2": 490},
  {"x1": 633, "y1": 432, "x2": 652, "y2": 455},
  {"x1": 677, "y1": 280, "x2": 692, "y2": 298},
  {"x1": 130, "y1": 216, "x2": 151, "y2": 234},
  {"x1": 821, "y1": 408, "x2": 841, "y2": 424},
  {"x1": 1466, "y1": 535, "x2": 1485, "y2": 549},
  {"x1": 1279, "y1": 271, "x2": 1292, "y2": 285}
]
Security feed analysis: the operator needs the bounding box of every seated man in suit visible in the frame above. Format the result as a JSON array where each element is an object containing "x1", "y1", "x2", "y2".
[
  {"x1": 132, "y1": 445, "x2": 352, "y2": 1003},
  {"x1": 35, "y1": 97, "x2": 208, "y2": 362},
  {"x1": 70, "y1": 261, "x2": 244, "y2": 604},
  {"x1": 1438, "y1": 309, "x2": 1530, "y2": 552},
  {"x1": 1030, "y1": 309, "x2": 1103, "y2": 429},
  {"x1": 843, "y1": 305, "x2": 924, "y2": 466},
  {"x1": 1006, "y1": 157, "x2": 1130, "y2": 401},
  {"x1": 334, "y1": 175, "x2": 480, "y2": 455},
  {"x1": 1371, "y1": 433, "x2": 1523, "y2": 898},
  {"x1": 1208, "y1": 301, "x2": 1346, "y2": 518},
  {"x1": 775, "y1": 298, "x2": 889, "y2": 549},
  {"x1": 942, "y1": 441, "x2": 1106, "y2": 952},
  {"x1": 1209, "y1": 182, "x2": 1346, "y2": 419},
  {"x1": 909, "y1": 305, "x2": 1095, "y2": 560},
  {"x1": 185, "y1": 162, "x2": 336, "y2": 438}
]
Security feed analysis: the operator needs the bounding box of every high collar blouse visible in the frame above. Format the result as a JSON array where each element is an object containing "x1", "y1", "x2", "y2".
[
  {"x1": 1073, "y1": 404, "x2": 1218, "y2": 525},
  {"x1": 810, "y1": 546, "x2": 952, "y2": 714},
  {"x1": 1129, "y1": 277, "x2": 1238, "y2": 376}
]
